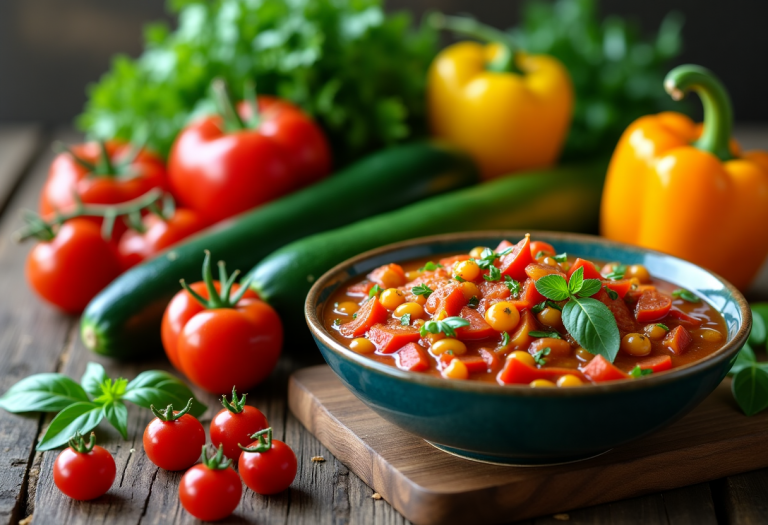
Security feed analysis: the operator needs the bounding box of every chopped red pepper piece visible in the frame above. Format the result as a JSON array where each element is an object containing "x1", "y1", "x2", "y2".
[
  {"x1": 367, "y1": 323, "x2": 421, "y2": 354},
  {"x1": 529, "y1": 241, "x2": 555, "y2": 257},
  {"x1": 438, "y1": 254, "x2": 471, "y2": 268},
  {"x1": 455, "y1": 306, "x2": 495, "y2": 340},
  {"x1": 603, "y1": 279, "x2": 632, "y2": 299},
  {"x1": 595, "y1": 288, "x2": 637, "y2": 333},
  {"x1": 635, "y1": 289, "x2": 673, "y2": 323},
  {"x1": 497, "y1": 357, "x2": 585, "y2": 385},
  {"x1": 368, "y1": 263, "x2": 406, "y2": 288},
  {"x1": 478, "y1": 348, "x2": 500, "y2": 372},
  {"x1": 339, "y1": 298, "x2": 388, "y2": 338},
  {"x1": 495, "y1": 240, "x2": 514, "y2": 252},
  {"x1": 395, "y1": 343, "x2": 430, "y2": 372},
  {"x1": 347, "y1": 281, "x2": 375, "y2": 297},
  {"x1": 460, "y1": 356, "x2": 489, "y2": 374},
  {"x1": 636, "y1": 355, "x2": 673, "y2": 373},
  {"x1": 667, "y1": 307, "x2": 704, "y2": 327},
  {"x1": 581, "y1": 355, "x2": 629, "y2": 383},
  {"x1": 566, "y1": 258, "x2": 602, "y2": 281},
  {"x1": 663, "y1": 325, "x2": 692, "y2": 355},
  {"x1": 521, "y1": 278, "x2": 546, "y2": 307},
  {"x1": 498, "y1": 234, "x2": 533, "y2": 282},
  {"x1": 425, "y1": 282, "x2": 466, "y2": 316}
]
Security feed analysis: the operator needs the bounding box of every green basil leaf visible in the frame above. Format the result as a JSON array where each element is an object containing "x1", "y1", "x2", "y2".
[
  {"x1": 749, "y1": 308, "x2": 767, "y2": 348},
  {"x1": 562, "y1": 297, "x2": 620, "y2": 362},
  {"x1": 123, "y1": 371, "x2": 206, "y2": 417},
  {"x1": 729, "y1": 343, "x2": 756, "y2": 377},
  {"x1": 732, "y1": 364, "x2": 768, "y2": 416},
  {"x1": 535, "y1": 274, "x2": 570, "y2": 301},
  {"x1": 103, "y1": 401, "x2": 128, "y2": 439},
  {"x1": 81, "y1": 363, "x2": 109, "y2": 398},
  {"x1": 528, "y1": 330, "x2": 561, "y2": 339},
  {"x1": 37, "y1": 402, "x2": 104, "y2": 451},
  {"x1": 568, "y1": 266, "x2": 584, "y2": 295},
  {"x1": 0, "y1": 374, "x2": 90, "y2": 413},
  {"x1": 577, "y1": 279, "x2": 602, "y2": 298}
]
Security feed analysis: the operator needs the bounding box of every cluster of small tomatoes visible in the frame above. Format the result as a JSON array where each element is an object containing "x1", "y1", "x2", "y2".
[{"x1": 54, "y1": 391, "x2": 297, "y2": 522}]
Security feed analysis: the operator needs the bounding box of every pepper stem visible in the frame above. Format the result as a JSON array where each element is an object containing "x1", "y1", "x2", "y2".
[
  {"x1": 428, "y1": 13, "x2": 521, "y2": 75},
  {"x1": 68, "y1": 431, "x2": 96, "y2": 454},
  {"x1": 221, "y1": 386, "x2": 247, "y2": 414},
  {"x1": 239, "y1": 427, "x2": 273, "y2": 453},
  {"x1": 150, "y1": 398, "x2": 194, "y2": 422},
  {"x1": 664, "y1": 65, "x2": 735, "y2": 162},
  {"x1": 211, "y1": 78, "x2": 246, "y2": 132}
]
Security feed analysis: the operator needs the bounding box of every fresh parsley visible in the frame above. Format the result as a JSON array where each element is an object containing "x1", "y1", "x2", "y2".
[
  {"x1": 504, "y1": 276, "x2": 521, "y2": 298},
  {"x1": 532, "y1": 347, "x2": 551, "y2": 365},
  {"x1": 369, "y1": 284, "x2": 383, "y2": 298},
  {"x1": 553, "y1": 252, "x2": 568, "y2": 263},
  {"x1": 419, "y1": 261, "x2": 443, "y2": 272},
  {"x1": 500, "y1": 331, "x2": 511, "y2": 348},
  {"x1": 528, "y1": 331, "x2": 562, "y2": 339},
  {"x1": 546, "y1": 300, "x2": 563, "y2": 311},
  {"x1": 532, "y1": 301, "x2": 547, "y2": 314},
  {"x1": 672, "y1": 289, "x2": 700, "y2": 303},
  {"x1": 454, "y1": 275, "x2": 466, "y2": 282},
  {"x1": 629, "y1": 365, "x2": 653, "y2": 378},
  {"x1": 419, "y1": 317, "x2": 470, "y2": 338},
  {"x1": 468, "y1": 296, "x2": 479, "y2": 308},
  {"x1": 333, "y1": 319, "x2": 341, "y2": 326},
  {"x1": 604, "y1": 286, "x2": 619, "y2": 300},
  {"x1": 400, "y1": 314, "x2": 411, "y2": 326},
  {"x1": 534, "y1": 266, "x2": 620, "y2": 362},
  {"x1": 483, "y1": 266, "x2": 501, "y2": 282},
  {"x1": 656, "y1": 323, "x2": 670, "y2": 331},
  {"x1": 473, "y1": 247, "x2": 513, "y2": 271},
  {"x1": 352, "y1": 313, "x2": 358, "y2": 319},
  {"x1": 412, "y1": 284, "x2": 433, "y2": 297},
  {"x1": 534, "y1": 250, "x2": 549, "y2": 260},
  {"x1": 604, "y1": 264, "x2": 627, "y2": 280}
]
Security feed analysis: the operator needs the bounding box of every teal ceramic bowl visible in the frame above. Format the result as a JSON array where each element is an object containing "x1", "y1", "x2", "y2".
[{"x1": 305, "y1": 231, "x2": 750, "y2": 465}]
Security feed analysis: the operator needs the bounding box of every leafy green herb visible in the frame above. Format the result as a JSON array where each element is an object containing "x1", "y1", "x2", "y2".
[
  {"x1": 468, "y1": 296, "x2": 479, "y2": 308},
  {"x1": 412, "y1": 284, "x2": 434, "y2": 298},
  {"x1": 0, "y1": 363, "x2": 205, "y2": 450},
  {"x1": 400, "y1": 314, "x2": 411, "y2": 326},
  {"x1": 528, "y1": 331, "x2": 562, "y2": 339},
  {"x1": 553, "y1": 253, "x2": 568, "y2": 263},
  {"x1": 672, "y1": 289, "x2": 700, "y2": 303},
  {"x1": 656, "y1": 323, "x2": 670, "y2": 331},
  {"x1": 369, "y1": 284, "x2": 383, "y2": 298},
  {"x1": 504, "y1": 276, "x2": 520, "y2": 298},
  {"x1": 604, "y1": 264, "x2": 627, "y2": 280},
  {"x1": 500, "y1": 332, "x2": 510, "y2": 347},
  {"x1": 419, "y1": 261, "x2": 443, "y2": 272},
  {"x1": 333, "y1": 318, "x2": 341, "y2": 326},
  {"x1": 352, "y1": 313, "x2": 358, "y2": 319},
  {"x1": 534, "y1": 250, "x2": 549, "y2": 260},
  {"x1": 732, "y1": 364, "x2": 768, "y2": 416},
  {"x1": 483, "y1": 267, "x2": 501, "y2": 282},
  {"x1": 546, "y1": 300, "x2": 563, "y2": 311},
  {"x1": 749, "y1": 307, "x2": 767, "y2": 347},
  {"x1": 454, "y1": 275, "x2": 466, "y2": 282},
  {"x1": 604, "y1": 286, "x2": 619, "y2": 300},
  {"x1": 629, "y1": 365, "x2": 653, "y2": 378},
  {"x1": 535, "y1": 267, "x2": 620, "y2": 362},
  {"x1": 532, "y1": 301, "x2": 547, "y2": 314},
  {"x1": 419, "y1": 317, "x2": 470, "y2": 338},
  {"x1": 532, "y1": 347, "x2": 551, "y2": 365},
  {"x1": 77, "y1": 0, "x2": 438, "y2": 164}
]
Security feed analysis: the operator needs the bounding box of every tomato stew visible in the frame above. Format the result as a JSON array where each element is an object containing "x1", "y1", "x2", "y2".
[{"x1": 323, "y1": 236, "x2": 728, "y2": 387}]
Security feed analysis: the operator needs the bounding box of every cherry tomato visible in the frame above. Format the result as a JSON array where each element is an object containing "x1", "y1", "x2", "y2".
[
  {"x1": 142, "y1": 399, "x2": 206, "y2": 471},
  {"x1": 238, "y1": 427, "x2": 297, "y2": 495},
  {"x1": 179, "y1": 445, "x2": 242, "y2": 521},
  {"x1": 53, "y1": 432, "x2": 115, "y2": 501},
  {"x1": 210, "y1": 387, "x2": 269, "y2": 461},
  {"x1": 117, "y1": 208, "x2": 208, "y2": 270},
  {"x1": 26, "y1": 218, "x2": 122, "y2": 313},
  {"x1": 168, "y1": 82, "x2": 330, "y2": 223}
]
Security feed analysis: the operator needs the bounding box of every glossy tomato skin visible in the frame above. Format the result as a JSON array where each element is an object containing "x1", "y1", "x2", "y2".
[
  {"x1": 238, "y1": 438, "x2": 297, "y2": 495},
  {"x1": 161, "y1": 282, "x2": 258, "y2": 371},
  {"x1": 177, "y1": 298, "x2": 283, "y2": 394},
  {"x1": 26, "y1": 219, "x2": 123, "y2": 313},
  {"x1": 210, "y1": 406, "x2": 269, "y2": 461},
  {"x1": 117, "y1": 208, "x2": 208, "y2": 270},
  {"x1": 40, "y1": 141, "x2": 167, "y2": 217},
  {"x1": 168, "y1": 96, "x2": 330, "y2": 223},
  {"x1": 179, "y1": 464, "x2": 242, "y2": 521},
  {"x1": 142, "y1": 413, "x2": 206, "y2": 471},
  {"x1": 53, "y1": 445, "x2": 116, "y2": 500}
]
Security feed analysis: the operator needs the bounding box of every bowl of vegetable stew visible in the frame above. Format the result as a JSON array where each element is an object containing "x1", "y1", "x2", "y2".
[{"x1": 305, "y1": 231, "x2": 750, "y2": 465}]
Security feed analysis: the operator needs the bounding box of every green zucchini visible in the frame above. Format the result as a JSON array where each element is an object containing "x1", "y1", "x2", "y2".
[
  {"x1": 247, "y1": 159, "x2": 609, "y2": 338},
  {"x1": 81, "y1": 143, "x2": 479, "y2": 358}
]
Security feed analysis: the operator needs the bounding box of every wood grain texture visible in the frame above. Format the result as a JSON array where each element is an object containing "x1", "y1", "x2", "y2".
[
  {"x1": 0, "y1": 125, "x2": 41, "y2": 215},
  {"x1": 289, "y1": 365, "x2": 768, "y2": 525}
]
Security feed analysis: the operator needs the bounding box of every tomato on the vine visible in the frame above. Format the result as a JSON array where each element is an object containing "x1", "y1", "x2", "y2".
[
  {"x1": 168, "y1": 80, "x2": 331, "y2": 223},
  {"x1": 238, "y1": 427, "x2": 297, "y2": 495},
  {"x1": 161, "y1": 251, "x2": 282, "y2": 393},
  {"x1": 53, "y1": 432, "x2": 116, "y2": 501},
  {"x1": 26, "y1": 218, "x2": 122, "y2": 313},
  {"x1": 210, "y1": 387, "x2": 269, "y2": 461},
  {"x1": 179, "y1": 444, "x2": 242, "y2": 521},
  {"x1": 142, "y1": 399, "x2": 206, "y2": 471}
]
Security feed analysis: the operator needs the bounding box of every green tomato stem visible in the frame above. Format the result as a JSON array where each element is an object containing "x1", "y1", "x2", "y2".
[
  {"x1": 221, "y1": 386, "x2": 247, "y2": 414},
  {"x1": 68, "y1": 431, "x2": 96, "y2": 454},
  {"x1": 201, "y1": 444, "x2": 233, "y2": 470},
  {"x1": 150, "y1": 398, "x2": 194, "y2": 422},
  {"x1": 239, "y1": 427, "x2": 273, "y2": 453},
  {"x1": 211, "y1": 78, "x2": 246, "y2": 132}
]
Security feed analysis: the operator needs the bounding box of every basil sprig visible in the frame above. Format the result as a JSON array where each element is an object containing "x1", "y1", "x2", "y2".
[
  {"x1": 0, "y1": 362, "x2": 206, "y2": 450},
  {"x1": 419, "y1": 317, "x2": 470, "y2": 338},
  {"x1": 535, "y1": 267, "x2": 620, "y2": 362}
]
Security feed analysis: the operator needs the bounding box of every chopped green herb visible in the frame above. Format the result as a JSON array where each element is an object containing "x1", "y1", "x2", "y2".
[
  {"x1": 500, "y1": 331, "x2": 510, "y2": 347},
  {"x1": 412, "y1": 284, "x2": 433, "y2": 298},
  {"x1": 604, "y1": 286, "x2": 619, "y2": 300},
  {"x1": 454, "y1": 275, "x2": 466, "y2": 282},
  {"x1": 352, "y1": 313, "x2": 357, "y2": 319},
  {"x1": 333, "y1": 319, "x2": 341, "y2": 326},
  {"x1": 534, "y1": 250, "x2": 549, "y2": 260},
  {"x1": 419, "y1": 317, "x2": 470, "y2": 338},
  {"x1": 656, "y1": 323, "x2": 670, "y2": 331},
  {"x1": 629, "y1": 365, "x2": 653, "y2": 378},
  {"x1": 504, "y1": 276, "x2": 521, "y2": 298},
  {"x1": 400, "y1": 314, "x2": 411, "y2": 326},
  {"x1": 672, "y1": 289, "x2": 700, "y2": 303},
  {"x1": 528, "y1": 331, "x2": 562, "y2": 339},
  {"x1": 419, "y1": 261, "x2": 443, "y2": 272},
  {"x1": 483, "y1": 267, "x2": 501, "y2": 282},
  {"x1": 604, "y1": 264, "x2": 627, "y2": 280},
  {"x1": 468, "y1": 296, "x2": 479, "y2": 308},
  {"x1": 546, "y1": 300, "x2": 563, "y2": 311},
  {"x1": 369, "y1": 284, "x2": 383, "y2": 298},
  {"x1": 553, "y1": 252, "x2": 568, "y2": 263},
  {"x1": 532, "y1": 347, "x2": 551, "y2": 365},
  {"x1": 532, "y1": 301, "x2": 547, "y2": 314}
]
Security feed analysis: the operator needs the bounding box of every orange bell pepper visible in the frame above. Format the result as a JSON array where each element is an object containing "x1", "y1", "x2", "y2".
[{"x1": 600, "y1": 65, "x2": 768, "y2": 290}]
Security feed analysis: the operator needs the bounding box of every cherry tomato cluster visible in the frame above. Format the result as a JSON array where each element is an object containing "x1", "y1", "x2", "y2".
[
  {"x1": 142, "y1": 393, "x2": 297, "y2": 521},
  {"x1": 20, "y1": 80, "x2": 330, "y2": 314}
]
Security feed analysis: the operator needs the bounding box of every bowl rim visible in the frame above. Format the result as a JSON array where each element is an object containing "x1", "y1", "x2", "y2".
[{"x1": 304, "y1": 230, "x2": 751, "y2": 396}]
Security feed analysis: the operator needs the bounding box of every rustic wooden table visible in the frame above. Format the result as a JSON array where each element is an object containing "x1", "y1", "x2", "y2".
[{"x1": 1, "y1": 125, "x2": 767, "y2": 525}]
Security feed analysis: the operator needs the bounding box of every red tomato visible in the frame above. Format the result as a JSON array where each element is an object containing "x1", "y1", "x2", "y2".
[
  {"x1": 238, "y1": 428, "x2": 297, "y2": 495},
  {"x1": 210, "y1": 388, "x2": 270, "y2": 461},
  {"x1": 117, "y1": 208, "x2": 208, "y2": 270},
  {"x1": 142, "y1": 400, "x2": 206, "y2": 471},
  {"x1": 53, "y1": 432, "x2": 116, "y2": 501},
  {"x1": 168, "y1": 85, "x2": 331, "y2": 223},
  {"x1": 26, "y1": 219, "x2": 122, "y2": 313},
  {"x1": 179, "y1": 445, "x2": 242, "y2": 521},
  {"x1": 40, "y1": 140, "x2": 167, "y2": 218}
]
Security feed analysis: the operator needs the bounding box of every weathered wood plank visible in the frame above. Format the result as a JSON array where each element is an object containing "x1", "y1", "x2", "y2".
[
  {"x1": 712, "y1": 468, "x2": 768, "y2": 525},
  {"x1": 0, "y1": 125, "x2": 41, "y2": 215}
]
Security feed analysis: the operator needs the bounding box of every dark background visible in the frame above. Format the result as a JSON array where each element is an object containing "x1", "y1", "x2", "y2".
[{"x1": 1, "y1": 0, "x2": 767, "y2": 125}]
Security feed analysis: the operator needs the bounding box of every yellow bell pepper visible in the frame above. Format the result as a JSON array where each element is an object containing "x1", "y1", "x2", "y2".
[
  {"x1": 427, "y1": 15, "x2": 573, "y2": 179},
  {"x1": 600, "y1": 65, "x2": 768, "y2": 290}
]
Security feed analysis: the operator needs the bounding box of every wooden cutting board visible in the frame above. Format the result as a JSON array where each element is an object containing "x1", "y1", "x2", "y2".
[{"x1": 288, "y1": 365, "x2": 768, "y2": 525}]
